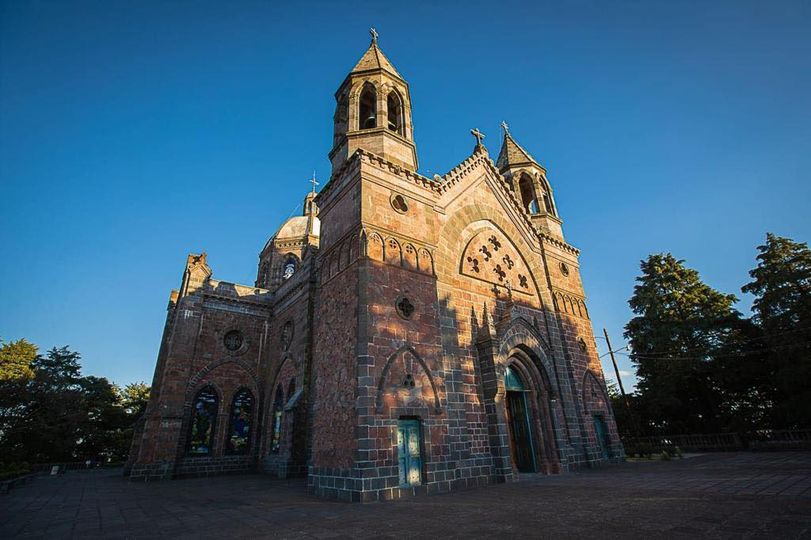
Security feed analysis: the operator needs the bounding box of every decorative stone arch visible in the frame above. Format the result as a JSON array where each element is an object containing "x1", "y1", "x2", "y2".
[
  {"x1": 581, "y1": 369, "x2": 620, "y2": 461},
  {"x1": 339, "y1": 239, "x2": 351, "y2": 269},
  {"x1": 497, "y1": 316, "x2": 555, "y2": 365},
  {"x1": 435, "y1": 203, "x2": 546, "y2": 309},
  {"x1": 269, "y1": 353, "x2": 298, "y2": 395},
  {"x1": 402, "y1": 242, "x2": 418, "y2": 271},
  {"x1": 384, "y1": 236, "x2": 402, "y2": 266},
  {"x1": 375, "y1": 344, "x2": 441, "y2": 414},
  {"x1": 498, "y1": 319, "x2": 559, "y2": 399},
  {"x1": 186, "y1": 358, "x2": 260, "y2": 402},
  {"x1": 417, "y1": 247, "x2": 434, "y2": 275},
  {"x1": 581, "y1": 369, "x2": 610, "y2": 411},
  {"x1": 349, "y1": 230, "x2": 361, "y2": 262},
  {"x1": 367, "y1": 231, "x2": 384, "y2": 261}
]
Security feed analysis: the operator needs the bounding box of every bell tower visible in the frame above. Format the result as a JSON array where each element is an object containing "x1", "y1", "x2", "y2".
[
  {"x1": 329, "y1": 29, "x2": 418, "y2": 172},
  {"x1": 496, "y1": 122, "x2": 564, "y2": 240}
]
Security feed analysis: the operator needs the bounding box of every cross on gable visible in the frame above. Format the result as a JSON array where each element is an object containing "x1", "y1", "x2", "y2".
[
  {"x1": 471, "y1": 128, "x2": 485, "y2": 146},
  {"x1": 500, "y1": 121, "x2": 510, "y2": 135},
  {"x1": 310, "y1": 171, "x2": 319, "y2": 194},
  {"x1": 370, "y1": 27, "x2": 379, "y2": 44}
]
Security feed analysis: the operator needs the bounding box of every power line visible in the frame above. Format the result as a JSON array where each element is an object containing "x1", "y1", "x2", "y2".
[
  {"x1": 619, "y1": 339, "x2": 810, "y2": 362},
  {"x1": 619, "y1": 324, "x2": 811, "y2": 359}
]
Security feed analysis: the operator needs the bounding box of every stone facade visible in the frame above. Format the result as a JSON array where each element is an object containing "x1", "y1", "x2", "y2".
[{"x1": 128, "y1": 32, "x2": 624, "y2": 500}]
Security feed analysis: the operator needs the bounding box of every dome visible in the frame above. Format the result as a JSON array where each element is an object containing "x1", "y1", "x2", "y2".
[{"x1": 275, "y1": 215, "x2": 320, "y2": 239}]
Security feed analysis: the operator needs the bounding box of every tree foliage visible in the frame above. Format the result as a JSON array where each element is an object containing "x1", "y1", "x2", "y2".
[
  {"x1": 623, "y1": 234, "x2": 811, "y2": 435},
  {"x1": 742, "y1": 233, "x2": 811, "y2": 428},
  {"x1": 625, "y1": 253, "x2": 742, "y2": 433},
  {"x1": 0, "y1": 343, "x2": 150, "y2": 466}
]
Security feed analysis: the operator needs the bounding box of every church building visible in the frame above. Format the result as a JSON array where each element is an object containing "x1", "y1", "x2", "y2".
[{"x1": 127, "y1": 31, "x2": 623, "y2": 501}]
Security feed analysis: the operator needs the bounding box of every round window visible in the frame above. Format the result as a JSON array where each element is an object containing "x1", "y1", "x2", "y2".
[
  {"x1": 224, "y1": 330, "x2": 244, "y2": 351},
  {"x1": 391, "y1": 194, "x2": 409, "y2": 214},
  {"x1": 560, "y1": 262, "x2": 570, "y2": 276},
  {"x1": 395, "y1": 296, "x2": 415, "y2": 319},
  {"x1": 283, "y1": 258, "x2": 297, "y2": 280}
]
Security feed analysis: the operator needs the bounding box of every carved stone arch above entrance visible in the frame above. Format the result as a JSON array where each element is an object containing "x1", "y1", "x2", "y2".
[{"x1": 497, "y1": 319, "x2": 557, "y2": 397}]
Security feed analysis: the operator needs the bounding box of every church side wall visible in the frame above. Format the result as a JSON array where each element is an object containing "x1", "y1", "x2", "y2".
[{"x1": 130, "y1": 289, "x2": 270, "y2": 480}]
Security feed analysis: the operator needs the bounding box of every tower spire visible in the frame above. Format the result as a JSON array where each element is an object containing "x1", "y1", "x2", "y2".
[{"x1": 329, "y1": 32, "x2": 418, "y2": 171}]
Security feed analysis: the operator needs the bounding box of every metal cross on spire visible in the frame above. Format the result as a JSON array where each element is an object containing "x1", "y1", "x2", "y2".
[
  {"x1": 470, "y1": 128, "x2": 485, "y2": 146},
  {"x1": 500, "y1": 121, "x2": 510, "y2": 135},
  {"x1": 310, "y1": 171, "x2": 319, "y2": 194},
  {"x1": 370, "y1": 27, "x2": 379, "y2": 44}
]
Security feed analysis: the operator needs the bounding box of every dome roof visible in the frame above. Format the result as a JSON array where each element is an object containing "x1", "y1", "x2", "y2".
[{"x1": 274, "y1": 215, "x2": 320, "y2": 240}]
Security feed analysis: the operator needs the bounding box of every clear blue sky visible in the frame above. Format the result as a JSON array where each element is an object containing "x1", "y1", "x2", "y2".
[{"x1": 1, "y1": 1, "x2": 809, "y2": 391}]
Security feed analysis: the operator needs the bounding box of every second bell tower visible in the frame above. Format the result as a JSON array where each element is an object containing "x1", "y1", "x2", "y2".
[{"x1": 329, "y1": 29, "x2": 418, "y2": 172}]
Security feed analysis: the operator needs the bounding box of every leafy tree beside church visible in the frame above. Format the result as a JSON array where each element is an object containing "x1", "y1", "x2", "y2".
[{"x1": 624, "y1": 234, "x2": 811, "y2": 435}]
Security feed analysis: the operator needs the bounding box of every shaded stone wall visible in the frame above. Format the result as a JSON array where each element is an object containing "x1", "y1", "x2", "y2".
[{"x1": 129, "y1": 280, "x2": 271, "y2": 480}]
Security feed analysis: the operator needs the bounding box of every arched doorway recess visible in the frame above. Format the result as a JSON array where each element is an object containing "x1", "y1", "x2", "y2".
[
  {"x1": 504, "y1": 365, "x2": 536, "y2": 472},
  {"x1": 503, "y1": 353, "x2": 561, "y2": 475}
]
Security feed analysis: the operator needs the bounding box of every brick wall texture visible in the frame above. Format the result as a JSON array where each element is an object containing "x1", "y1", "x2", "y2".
[{"x1": 127, "y1": 36, "x2": 624, "y2": 501}]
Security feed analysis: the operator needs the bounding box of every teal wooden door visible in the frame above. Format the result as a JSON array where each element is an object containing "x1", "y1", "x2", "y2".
[
  {"x1": 593, "y1": 415, "x2": 611, "y2": 459},
  {"x1": 397, "y1": 419, "x2": 423, "y2": 487},
  {"x1": 507, "y1": 391, "x2": 536, "y2": 472}
]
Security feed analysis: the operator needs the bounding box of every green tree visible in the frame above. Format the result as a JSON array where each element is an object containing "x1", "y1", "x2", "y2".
[
  {"x1": 0, "y1": 338, "x2": 37, "y2": 381},
  {"x1": 625, "y1": 253, "x2": 743, "y2": 434},
  {"x1": 121, "y1": 382, "x2": 150, "y2": 418},
  {"x1": 742, "y1": 233, "x2": 811, "y2": 428},
  {"x1": 0, "y1": 339, "x2": 38, "y2": 461}
]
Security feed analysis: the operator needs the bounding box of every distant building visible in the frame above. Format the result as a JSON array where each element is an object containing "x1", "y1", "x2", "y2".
[{"x1": 127, "y1": 32, "x2": 623, "y2": 501}]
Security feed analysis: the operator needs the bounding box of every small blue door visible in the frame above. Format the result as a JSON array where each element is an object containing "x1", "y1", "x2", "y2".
[
  {"x1": 593, "y1": 415, "x2": 612, "y2": 459},
  {"x1": 397, "y1": 419, "x2": 423, "y2": 487}
]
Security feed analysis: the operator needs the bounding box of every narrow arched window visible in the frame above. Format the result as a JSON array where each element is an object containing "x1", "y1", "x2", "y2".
[
  {"x1": 188, "y1": 386, "x2": 218, "y2": 455},
  {"x1": 387, "y1": 91, "x2": 403, "y2": 134},
  {"x1": 359, "y1": 83, "x2": 377, "y2": 129},
  {"x1": 519, "y1": 174, "x2": 540, "y2": 214},
  {"x1": 270, "y1": 385, "x2": 284, "y2": 454},
  {"x1": 226, "y1": 388, "x2": 254, "y2": 455},
  {"x1": 539, "y1": 181, "x2": 555, "y2": 215},
  {"x1": 333, "y1": 93, "x2": 349, "y2": 146},
  {"x1": 283, "y1": 256, "x2": 297, "y2": 280}
]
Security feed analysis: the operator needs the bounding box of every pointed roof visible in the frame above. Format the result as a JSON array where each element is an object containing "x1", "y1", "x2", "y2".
[
  {"x1": 495, "y1": 124, "x2": 543, "y2": 171},
  {"x1": 350, "y1": 30, "x2": 403, "y2": 80}
]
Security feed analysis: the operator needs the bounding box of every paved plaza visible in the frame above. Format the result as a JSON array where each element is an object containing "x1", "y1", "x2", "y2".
[{"x1": 2, "y1": 452, "x2": 810, "y2": 539}]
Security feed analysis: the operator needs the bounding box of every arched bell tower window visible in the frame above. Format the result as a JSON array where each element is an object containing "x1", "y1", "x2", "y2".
[
  {"x1": 386, "y1": 90, "x2": 403, "y2": 135},
  {"x1": 359, "y1": 83, "x2": 377, "y2": 130},
  {"x1": 519, "y1": 174, "x2": 540, "y2": 214},
  {"x1": 188, "y1": 386, "x2": 219, "y2": 455},
  {"x1": 539, "y1": 179, "x2": 556, "y2": 216},
  {"x1": 283, "y1": 256, "x2": 297, "y2": 280},
  {"x1": 333, "y1": 93, "x2": 349, "y2": 146}
]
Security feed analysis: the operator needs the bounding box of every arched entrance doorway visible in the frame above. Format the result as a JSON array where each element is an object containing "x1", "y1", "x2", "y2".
[{"x1": 504, "y1": 365, "x2": 537, "y2": 472}]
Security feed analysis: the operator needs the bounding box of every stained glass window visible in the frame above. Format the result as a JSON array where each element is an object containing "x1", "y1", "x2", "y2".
[
  {"x1": 188, "y1": 386, "x2": 218, "y2": 455},
  {"x1": 270, "y1": 385, "x2": 284, "y2": 454},
  {"x1": 226, "y1": 388, "x2": 254, "y2": 455}
]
